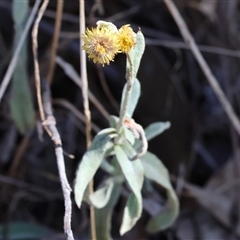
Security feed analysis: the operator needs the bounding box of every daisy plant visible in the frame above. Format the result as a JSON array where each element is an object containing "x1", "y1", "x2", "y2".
[{"x1": 74, "y1": 21, "x2": 179, "y2": 239}]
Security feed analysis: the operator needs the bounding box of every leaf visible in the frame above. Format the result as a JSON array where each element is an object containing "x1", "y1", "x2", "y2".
[
  {"x1": 109, "y1": 115, "x2": 119, "y2": 128},
  {"x1": 121, "y1": 78, "x2": 141, "y2": 118},
  {"x1": 123, "y1": 126, "x2": 135, "y2": 145},
  {"x1": 95, "y1": 183, "x2": 122, "y2": 240},
  {"x1": 120, "y1": 140, "x2": 144, "y2": 188},
  {"x1": 89, "y1": 179, "x2": 114, "y2": 209},
  {"x1": 134, "y1": 121, "x2": 171, "y2": 150},
  {"x1": 140, "y1": 152, "x2": 179, "y2": 233},
  {"x1": 74, "y1": 128, "x2": 116, "y2": 208},
  {"x1": 13, "y1": 0, "x2": 28, "y2": 23},
  {"x1": 126, "y1": 30, "x2": 145, "y2": 78},
  {"x1": 146, "y1": 191, "x2": 179, "y2": 233},
  {"x1": 144, "y1": 122, "x2": 171, "y2": 141},
  {"x1": 0, "y1": 222, "x2": 53, "y2": 240},
  {"x1": 120, "y1": 193, "x2": 140, "y2": 236},
  {"x1": 100, "y1": 159, "x2": 116, "y2": 174},
  {"x1": 114, "y1": 145, "x2": 143, "y2": 235},
  {"x1": 10, "y1": 0, "x2": 35, "y2": 134}
]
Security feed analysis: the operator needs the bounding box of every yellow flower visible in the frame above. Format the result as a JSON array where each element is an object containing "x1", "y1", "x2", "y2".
[
  {"x1": 82, "y1": 26, "x2": 120, "y2": 66},
  {"x1": 118, "y1": 25, "x2": 136, "y2": 53}
]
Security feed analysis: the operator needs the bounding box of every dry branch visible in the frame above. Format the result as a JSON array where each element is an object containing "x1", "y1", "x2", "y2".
[
  {"x1": 32, "y1": 1, "x2": 74, "y2": 239},
  {"x1": 79, "y1": 0, "x2": 96, "y2": 239},
  {"x1": 163, "y1": 0, "x2": 240, "y2": 136}
]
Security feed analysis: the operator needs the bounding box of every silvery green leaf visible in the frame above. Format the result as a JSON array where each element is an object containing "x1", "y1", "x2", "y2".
[
  {"x1": 13, "y1": 0, "x2": 28, "y2": 24},
  {"x1": 140, "y1": 152, "x2": 179, "y2": 232},
  {"x1": 120, "y1": 78, "x2": 141, "y2": 118},
  {"x1": 145, "y1": 122, "x2": 171, "y2": 141},
  {"x1": 114, "y1": 145, "x2": 143, "y2": 235},
  {"x1": 123, "y1": 126, "x2": 135, "y2": 145},
  {"x1": 109, "y1": 115, "x2": 119, "y2": 128},
  {"x1": 120, "y1": 193, "x2": 139, "y2": 236},
  {"x1": 121, "y1": 141, "x2": 144, "y2": 188},
  {"x1": 100, "y1": 159, "x2": 116, "y2": 174},
  {"x1": 121, "y1": 139, "x2": 136, "y2": 159},
  {"x1": 74, "y1": 128, "x2": 116, "y2": 208},
  {"x1": 89, "y1": 179, "x2": 114, "y2": 209},
  {"x1": 95, "y1": 183, "x2": 122, "y2": 240},
  {"x1": 126, "y1": 30, "x2": 145, "y2": 78},
  {"x1": 134, "y1": 122, "x2": 170, "y2": 150}
]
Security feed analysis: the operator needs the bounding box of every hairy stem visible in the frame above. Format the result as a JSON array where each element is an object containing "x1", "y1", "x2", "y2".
[{"x1": 117, "y1": 53, "x2": 134, "y2": 133}]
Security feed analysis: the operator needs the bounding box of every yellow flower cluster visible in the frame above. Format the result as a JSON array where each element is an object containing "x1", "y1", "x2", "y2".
[{"x1": 82, "y1": 21, "x2": 136, "y2": 66}]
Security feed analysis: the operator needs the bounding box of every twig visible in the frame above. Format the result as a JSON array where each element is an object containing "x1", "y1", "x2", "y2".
[
  {"x1": 0, "y1": 0, "x2": 41, "y2": 103},
  {"x1": 44, "y1": 4, "x2": 140, "y2": 25},
  {"x1": 32, "y1": 1, "x2": 74, "y2": 239},
  {"x1": 53, "y1": 98, "x2": 100, "y2": 132},
  {"x1": 42, "y1": 83, "x2": 74, "y2": 239},
  {"x1": 0, "y1": 135, "x2": 29, "y2": 199},
  {"x1": 96, "y1": 64, "x2": 119, "y2": 110},
  {"x1": 8, "y1": 136, "x2": 29, "y2": 178},
  {"x1": 79, "y1": 1, "x2": 92, "y2": 147},
  {"x1": 104, "y1": 5, "x2": 141, "y2": 22},
  {"x1": 79, "y1": 1, "x2": 96, "y2": 240},
  {"x1": 59, "y1": 31, "x2": 240, "y2": 59},
  {"x1": 163, "y1": 0, "x2": 240, "y2": 136},
  {"x1": 47, "y1": 0, "x2": 64, "y2": 85},
  {"x1": 32, "y1": 0, "x2": 48, "y2": 122},
  {"x1": 145, "y1": 39, "x2": 240, "y2": 58},
  {"x1": 0, "y1": 174, "x2": 61, "y2": 198},
  {"x1": 56, "y1": 56, "x2": 110, "y2": 120}
]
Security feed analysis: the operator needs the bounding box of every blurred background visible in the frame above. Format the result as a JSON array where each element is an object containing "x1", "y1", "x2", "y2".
[{"x1": 0, "y1": 0, "x2": 240, "y2": 239}]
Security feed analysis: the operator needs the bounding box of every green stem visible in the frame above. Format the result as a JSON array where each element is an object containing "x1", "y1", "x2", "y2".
[{"x1": 116, "y1": 53, "x2": 134, "y2": 134}]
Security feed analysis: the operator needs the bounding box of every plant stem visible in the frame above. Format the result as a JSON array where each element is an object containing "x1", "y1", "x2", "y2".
[
  {"x1": 117, "y1": 53, "x2": 134, "y2": 133},
  {"x1": 79, "y1": 1, "x2": 96, "y2": 240}
]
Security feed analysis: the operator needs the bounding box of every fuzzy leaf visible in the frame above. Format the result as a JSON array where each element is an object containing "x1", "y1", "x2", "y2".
[
  {"x1": 100, "y1": 159, "x2": 116, "y2": 174},
  {"x1": 89, "y1": 179, "x2": 114, "y2": 209},
  {"x1": 145, "y1": 122, "x2": 171, "y2": 141},
  {"x1": 120, "y1": 193, "x2": 140, "y2": 236},
  {"x1": 121, "y1": 78, "x2": 141, "y2": 118},
  {"x1": 126, "y1": 30, "x2": 145, "y2": 78},
  {"x1": 140, "y1": 152, "x2": 179, "y2": 232},
  {"x1": 114, "y1": 145, "x2": 143, "y2": 235},
  {"x1": 121, "y1": 140, "x2": 144, "y2": 188},
  {"x1": 134, "y1": 122, "x2": 170, "y2": 150},
  {"x1": 109, "y1": 115, "x2": 119, "y2": 128},
  {"x1": 123, "y1": 126, "x2": 135, "y2": 145},
  {"x1": 95, "y1": 183, "x2": 122, "y2": 240},
  {"x1": 74, "y1": 128, "x2": 116, "y2": 208}
]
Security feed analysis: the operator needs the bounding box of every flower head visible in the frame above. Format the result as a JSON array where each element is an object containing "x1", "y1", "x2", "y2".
[
  {"x1": 82, "y1": 22, "x2": 137, "y2": 66},
  {"x1": 118, "y1": 24, "x2": 136, "y2": 53},
  {"x1": 82, "y1": 26, "x2": 120, "y2": 66}
]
